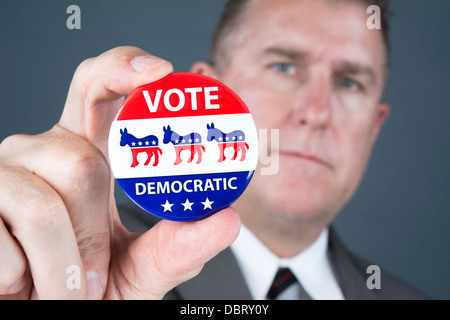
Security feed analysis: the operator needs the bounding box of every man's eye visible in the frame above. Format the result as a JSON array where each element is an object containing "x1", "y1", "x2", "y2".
[
  {"x1": 272, "y1": 63, "x2": 296, "y2": 75},
  {"x1": 337, "y1": 77, "x2": 361, "y2": 91}
]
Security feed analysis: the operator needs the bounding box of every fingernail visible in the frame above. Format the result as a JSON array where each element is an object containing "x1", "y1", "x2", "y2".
[
  {"x1": 131, "y1": 55, "x2": 167, "y2": 73},
  {"x1": 86, "y1": 271, "x2": 102, "y2": 300},
  {"x1": 8, "y1": 276, "x2": 25, "y2": 294}
]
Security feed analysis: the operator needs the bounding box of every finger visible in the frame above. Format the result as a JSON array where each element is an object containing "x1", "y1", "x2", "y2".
[
  {"x1": 1, "y1": 130, "x2": 111, "y2": 299},
  {"x1": 57, "y1": 46, "x2": 172, "y2": 296},
  {"x1": 0, "y1": 268, "x2": 33, "y2": 300},
  {"x1": 59, "y1": 46, "x2": 173, "y2": 155},
  {"x1": 107, "y1": 208, "x2": 241, "y2": 299},
  {"x1": 0, "y1": 165, "x2": 87, "y2": 299},
  {"x1": 0, "y1": 217, "x2": 27, "y2": 295}
]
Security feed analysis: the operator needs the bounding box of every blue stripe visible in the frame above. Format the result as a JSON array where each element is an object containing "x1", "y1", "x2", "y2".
[{"x1": 117, "y1": 171, "x2": 254, "y2": 221}]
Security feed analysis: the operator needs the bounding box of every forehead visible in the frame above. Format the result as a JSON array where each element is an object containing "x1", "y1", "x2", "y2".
[{"x1": 239, "y1": 0, "x2": 385, "y2": 74}]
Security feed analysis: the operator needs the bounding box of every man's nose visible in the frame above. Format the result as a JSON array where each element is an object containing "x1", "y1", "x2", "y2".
[{"x1": 292, "y1": 76, "x2": 332, "y2": 129}]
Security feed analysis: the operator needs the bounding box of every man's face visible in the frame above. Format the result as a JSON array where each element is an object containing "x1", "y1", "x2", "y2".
[{"x1": 211, "y1": 0, "x2": 390, "y2": 222}]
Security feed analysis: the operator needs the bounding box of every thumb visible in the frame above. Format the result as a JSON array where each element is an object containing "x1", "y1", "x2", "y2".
[
  {"x1": 59, "y1": 46, "x2": 173, "y2": 155},
  {"x1": 108, "y1": 208, "x2": 241, "y2": 300}
]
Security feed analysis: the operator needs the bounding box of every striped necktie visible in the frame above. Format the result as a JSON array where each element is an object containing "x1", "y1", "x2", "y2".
[{"x1": 267, "y1": 267, "x2": 302, "y2": 300}]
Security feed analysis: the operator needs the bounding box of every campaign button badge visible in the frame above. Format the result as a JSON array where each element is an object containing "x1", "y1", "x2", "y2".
[{"x1": 108, "y1": 72, "x2": 258, "y2": 221}]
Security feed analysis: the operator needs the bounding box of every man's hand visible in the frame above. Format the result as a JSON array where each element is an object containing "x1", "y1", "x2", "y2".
[{"x1": 0, "y1": 46, "x2": 240, "y2": 299}]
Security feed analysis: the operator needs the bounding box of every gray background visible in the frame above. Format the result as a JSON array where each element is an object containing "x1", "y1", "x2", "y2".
[{"x1": 0, "y1": 0, "x2": 449, "y2": 299}]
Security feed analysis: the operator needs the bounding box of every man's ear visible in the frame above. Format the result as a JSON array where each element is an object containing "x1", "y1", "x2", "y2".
[
  {"x1": 190, "y1": 61, "x2": 218, "y2": 79},
  {"x1": 371, "y1": 103, "x2": 390, "y2": 144}
]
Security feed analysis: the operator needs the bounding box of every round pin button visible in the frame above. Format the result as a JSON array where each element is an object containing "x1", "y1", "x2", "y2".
[{"x1": 109, "y1": 72, "x2": 258, "y2": 221}]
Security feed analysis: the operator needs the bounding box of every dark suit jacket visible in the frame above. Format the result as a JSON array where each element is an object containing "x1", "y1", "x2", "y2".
[{"x1": 119, "y1": 204, "x2": 427, "y2": 300}]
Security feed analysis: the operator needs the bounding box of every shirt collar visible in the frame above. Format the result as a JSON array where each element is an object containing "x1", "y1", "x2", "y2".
[{"x1": 230, "y1": 224, "x2": 344, "y2": 300}]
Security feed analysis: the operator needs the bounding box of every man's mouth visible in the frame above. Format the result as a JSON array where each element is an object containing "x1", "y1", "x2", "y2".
[{"x1": 279, "y1": 150, "x2": 332, "y2": 170}]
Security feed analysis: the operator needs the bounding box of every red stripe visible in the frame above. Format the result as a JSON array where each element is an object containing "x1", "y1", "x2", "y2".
[
  {"x1": 116, "y1": 73, "x2": 249, "y2": 120},
  {"x1": 270, "y1": 270, "x2": 294, "y2": 290}
]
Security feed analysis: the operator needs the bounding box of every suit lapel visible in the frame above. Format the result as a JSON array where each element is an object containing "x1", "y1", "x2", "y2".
[
  {"x1": 328, "y1": 227, "x2": 377, "y2": 300},
  {"x1": 174, "y1": 247, "x2": 253, "y2": 299}
]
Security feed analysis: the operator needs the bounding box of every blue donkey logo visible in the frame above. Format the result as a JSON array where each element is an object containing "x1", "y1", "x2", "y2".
[
  {"x1": 162, "y1": 125, "x2": 205, "y2": 165},
  {"x1": 206, "y1": 123, "x2": 249, "y2": 162},
  {"x1": 119, "y1": 128, "x2": 162, "y2": 167}
]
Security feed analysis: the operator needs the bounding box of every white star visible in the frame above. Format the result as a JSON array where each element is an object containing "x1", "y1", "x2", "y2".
[
  {"x1": 225, "y1": 136, "x2": 229, "y2": 141},
  {"x1": 181, "y1": 199, "x2": 194, "y2": 211},
  {"x1": 131, "y1": 142, "x2": 136, "y2": 146},
  {"x1": 175, "y1": 139, "x2": 179, "y2": 144},
  {"x1": 161, "y1": 200, "x2": 174, "y2": 212},
  {"x1": 181, "y1": 139, "x2": 186, "y2": 143},
  {"x1": 218, "y1": 137, "x2": 223, "y2": 141},
  {"x1": 189, "y1": 139, "x2": 193, "y2": 143},
  {"x1": 238, "y1": 136, "x2": 243, "y2": 140},
  {"x1": 145, "y1": 141, "x2": 150, "y2": 145},
  {"x1": 195, "y1": 138, "x2": 199, "y2": 143},
  {"x1": 201, "y1": 197, "x2": 214, "y2": 210},
  {"x1": 152, "y1": 140, "x2": 156, "y2": 145},
  {"x1": 138, "y1": 141, "x2": 143, "y2": 146}
]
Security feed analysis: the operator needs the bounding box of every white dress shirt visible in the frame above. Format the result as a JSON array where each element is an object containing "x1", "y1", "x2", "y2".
[{"x1": 230, "y1": 224, "x2": 344, "y2": 300}]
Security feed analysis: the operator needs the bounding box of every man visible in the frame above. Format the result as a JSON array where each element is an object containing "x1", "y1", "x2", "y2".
[
  {"x1": 0, "y1": 0, "x2": 426, "y2": 299},
  {"x1": 133, "y1": 0, "x2": 426, "y2": 300}
]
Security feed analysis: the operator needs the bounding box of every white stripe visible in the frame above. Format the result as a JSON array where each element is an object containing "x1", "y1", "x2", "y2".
[{"x1": 109, "y1": 114, "x2": 258, "y2": 179}]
